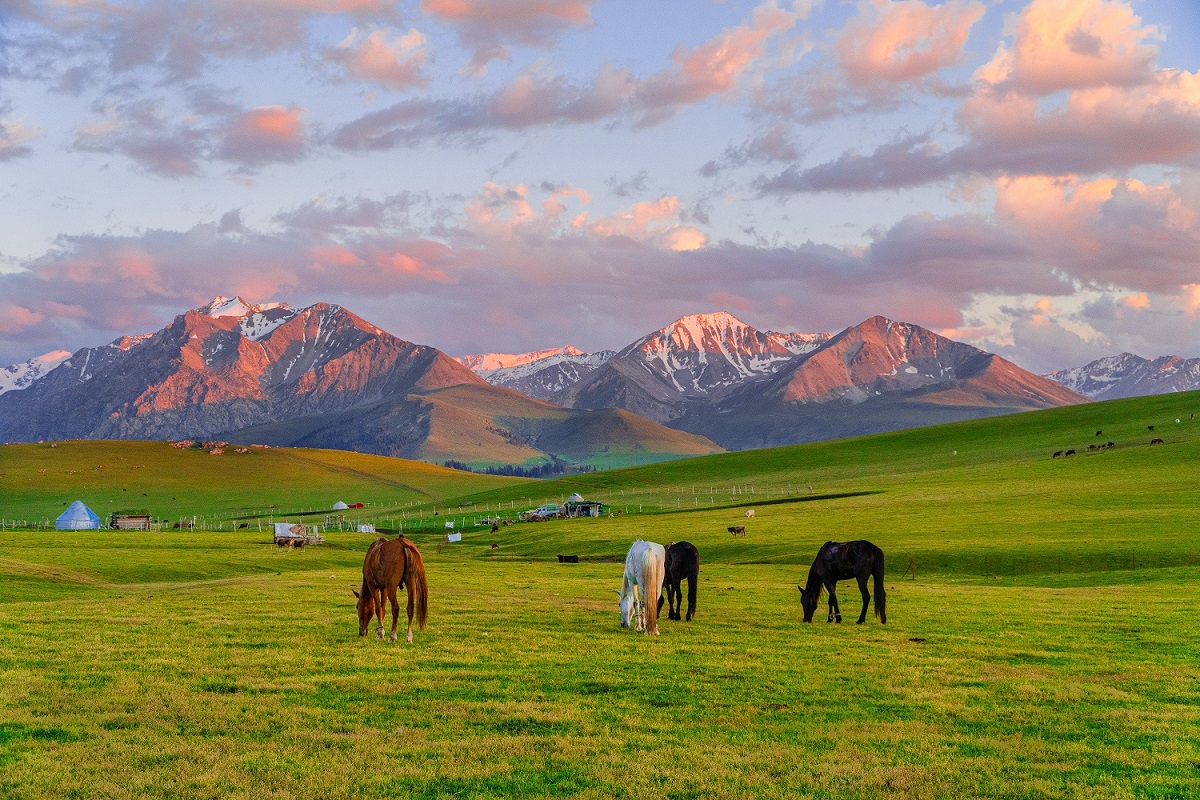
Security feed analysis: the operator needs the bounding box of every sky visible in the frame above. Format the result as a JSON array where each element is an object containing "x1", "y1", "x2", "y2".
[{"x1": 1, "y1": 0, "x2": 1198, "y2": 373}]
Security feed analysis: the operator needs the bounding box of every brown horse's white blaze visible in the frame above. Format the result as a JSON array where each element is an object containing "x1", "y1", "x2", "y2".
[{"x1": 354, "y1": 536, "x2": 428, "y2": 643}]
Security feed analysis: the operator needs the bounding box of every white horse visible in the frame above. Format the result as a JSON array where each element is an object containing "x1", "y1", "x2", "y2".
[{"x1": 619, "y1": 539, "x2": 665, "y2": 636}]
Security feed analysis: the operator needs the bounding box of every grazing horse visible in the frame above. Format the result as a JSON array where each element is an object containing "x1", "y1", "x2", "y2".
[
  {"x1": 798, "y1": 540, "x2": 886, "y2": 625},
  {"x1": 657, "y1": 541, "x2": 699, "y2": 622},
  {"x1": 619, "y1": 539, "x2": 665, "y2": 636},
  {"x1": 353, "y1": 536, "x2": 428, "y2": 643}
]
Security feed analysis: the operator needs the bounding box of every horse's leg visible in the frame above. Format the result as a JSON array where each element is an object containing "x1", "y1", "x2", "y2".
[
  {"x1": 386, "y1": 585, "x2": 400, "y2": 642},
  {"x1": 373, "y1": 588, "x2": 385, "y2": 639},
  {"x1": 827, "y1": 581, "x2": 841, "y2": 623},
  {"x1": 404, "y1": 580, "x2": 415, "y2": 643},
  {"x1": 855, "y1": 573, "x2": 870, "y2": 624},
  {"x1": 633, "y1": 584, "x2": 644, "y2": 632}
]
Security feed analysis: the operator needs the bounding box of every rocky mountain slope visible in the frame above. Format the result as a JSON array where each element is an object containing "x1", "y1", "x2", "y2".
[
  {"x1": 458, "y1": 346, "x2": 616, "y2": 402},
  {"x1": 0, "y1": 297, "x2": 720, "y2": 467},
  {"x1": 673, "y1": 316, "x2": 1088, "y2": 449},
  {"x1": 555, "y1": 312, "x2": 831, "y2": 422},
  {"x1": 1047, "y1": 353, "x2": 1200, "y2": 400}
]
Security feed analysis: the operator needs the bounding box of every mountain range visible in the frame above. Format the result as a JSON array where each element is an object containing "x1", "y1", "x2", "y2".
[
  {"x1": 10, "y1": 297, "x2": 1192, "y2": 467},
  {"x1": 1046, "y1": 353, "x2": 1200, "y2": 401},
  {"x1": 0, "y1": 298, "x2": 720, "y2": 469}
]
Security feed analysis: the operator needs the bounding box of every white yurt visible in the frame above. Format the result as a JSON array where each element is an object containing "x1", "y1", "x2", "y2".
[
  {"x1": 56, "y1": 500, "x2": 101, "y2": 530},
  {"x1": 332, "y1": 501, "x2": 349, "y2": 510}
]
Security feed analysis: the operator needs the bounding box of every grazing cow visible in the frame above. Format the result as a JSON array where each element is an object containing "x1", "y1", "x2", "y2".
[
  {"x1": 727, "y1": 525, "x2": 746, "y2": 537},
  {"x1": 1148, "y1": 425, "x2": 1155, "y2": 431},
  {"x1": 1107, "y1": 442, "x2": 1115, "y2": 448},
  {"x1": 744, "y1": 509, "x2": 755, "y2": 519},
  {"x1": 1095, "y1": 430, "x2": 1103, "y2": 436},
  {"x1": 1065, "y1": 449, "x2": 1076, "y2": 456},
  {"x1": 1087, "y1": 444, "x2": 1097, "y2": 451},
  {"x1": 1151, "y1": 438, "x2": 1165, "y2": 445},
  {"x1": 1052, "y1": 450, "x2": 1064, "y2": 458}
]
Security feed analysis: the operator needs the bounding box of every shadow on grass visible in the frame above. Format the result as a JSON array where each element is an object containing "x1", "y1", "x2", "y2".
[{"x1": 656, "y1": 490, "x2": 885, "y2": 516}]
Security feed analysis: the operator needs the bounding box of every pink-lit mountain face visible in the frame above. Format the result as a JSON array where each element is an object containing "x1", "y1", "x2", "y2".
[
  {"x1": 556, "y1": 312, "x2": 832, "y2": 422},
  {"x1": 0, "y1": 298, "x2": 483, "y2": 443},
  {"x1": 672, "y1": 316, "x2": 1088, "y2": 450},
  {"x1": 0, "y1": 298, "x2": 721, "y2": 467}
]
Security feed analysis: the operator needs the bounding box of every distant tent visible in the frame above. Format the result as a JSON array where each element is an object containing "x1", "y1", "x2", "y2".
[
  {"x1": 56, "y1": 501, "x2": 101, "y2": 530},
  {"x1": 567, "y1": 493, "x2": 584, "y2": 503},
  {"x1": 332, "y1": 501, "x2": 349, "y2": 510}
]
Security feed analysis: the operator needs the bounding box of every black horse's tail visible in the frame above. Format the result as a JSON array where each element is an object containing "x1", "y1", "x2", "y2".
[{"x1": 873, "y1": 549, "x2": 887, "y2": 624}]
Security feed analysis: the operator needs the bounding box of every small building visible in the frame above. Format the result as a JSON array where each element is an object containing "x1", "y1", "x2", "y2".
[
  {"x1": 111, "y1": 513, "x2": 153, "y2": 531},
  {"x1": 564, "y1": 500, "x2": 605, "y2": 518},
  {"x1": 56, "y1": 501, "x2": 100, "y2": 530}
]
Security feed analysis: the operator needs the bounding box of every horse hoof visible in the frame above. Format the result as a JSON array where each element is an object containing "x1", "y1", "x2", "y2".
[
  {"x1": 406, "y1": 633, "x2": 413, "y2": 644},
  {"x1": 388, "y1": 633, "x2": 397, "y2": 643}
]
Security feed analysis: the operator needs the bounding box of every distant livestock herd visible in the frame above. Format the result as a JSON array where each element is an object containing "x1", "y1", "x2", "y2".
[{"x1": 1051, "y1": 419, "x2": 1190, "y2": 458}]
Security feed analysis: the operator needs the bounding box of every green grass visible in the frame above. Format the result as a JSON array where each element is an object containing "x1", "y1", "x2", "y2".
[
  {"x1": 0, "y1": 440, "x2": 527, "y2": 525},
  {"x1": 2, "y1": 393, "x2": 1200, "y2": 797}
]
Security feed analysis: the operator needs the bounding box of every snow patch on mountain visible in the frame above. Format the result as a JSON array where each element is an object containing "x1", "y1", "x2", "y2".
[
  {"x1": 457, "y1": 346, "x2": 588, "y2": 373},
  {"x1": 0, "y1": 350, "x2": 72, "y2": 395},
  {"x1": 1047, "y1": 353, "x2": 1200, "y2": 400},
  {"x1": 200, "y1": 295, "x2": 290, "y2": 319}
]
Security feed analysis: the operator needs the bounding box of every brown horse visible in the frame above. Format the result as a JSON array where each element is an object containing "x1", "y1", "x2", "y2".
[{"x1": 353, "y1": 536, "x2": 428, "y2": 643}]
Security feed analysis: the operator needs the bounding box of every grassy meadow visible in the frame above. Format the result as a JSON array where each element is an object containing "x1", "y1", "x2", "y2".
[{"x1": 2, "y1": 392, "x2": 1200, "y2": 798}]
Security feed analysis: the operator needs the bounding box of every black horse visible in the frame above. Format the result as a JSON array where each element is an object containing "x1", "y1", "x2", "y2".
[
  {"x1": 657, "y1": 541, "x2": 699, "y2": 621},
  {"x1": 798, "y1": 540, "x2": 886, "y2": 624}
]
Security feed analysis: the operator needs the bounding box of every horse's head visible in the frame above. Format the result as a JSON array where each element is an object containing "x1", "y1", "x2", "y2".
[
  {"x1": 799, "y1": 584, "x2": 818, "y2": 622},
  {"x1": 618, "y1": 589, "x2": 637, "y2": 629},
  {"x1": 352, "y1": 588, "x2": 372, "y2": 636}
]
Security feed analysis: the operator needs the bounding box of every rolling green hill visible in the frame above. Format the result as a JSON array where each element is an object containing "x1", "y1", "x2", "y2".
[
  {"x1": 3, "y1": 393, "x2": 1200, "y2": 798},
  {"x1": 0, "y1": 440, "x2": 527, "y2": 525}
]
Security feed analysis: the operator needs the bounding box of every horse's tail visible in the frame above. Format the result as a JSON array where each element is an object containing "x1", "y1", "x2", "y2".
[
  {"x1": 873, "y1": 549, "x2": 886, "y2": 624},
  {"x1": 402, "y1": 539, "x2": 429, "y2": 630},
  {"x1": 642, "y1": 550, "x2": 663, "y2": 635}
]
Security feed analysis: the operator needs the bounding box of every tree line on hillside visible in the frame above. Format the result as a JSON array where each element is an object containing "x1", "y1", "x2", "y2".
[{"x1": 442, "y1": 458, "x2": 596, "y2": 478}]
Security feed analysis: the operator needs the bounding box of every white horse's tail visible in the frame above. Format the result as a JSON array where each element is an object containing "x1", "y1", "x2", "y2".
[{"x1": 642, "y1": 549, "x2": 663, "y2": 636}]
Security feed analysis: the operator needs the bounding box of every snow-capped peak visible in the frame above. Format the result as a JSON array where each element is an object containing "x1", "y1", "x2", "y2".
[
  {"x1": 0, "y1": 349, "x2": 72, "y2": 395},
  {"x1": 457, "y1": 345, "x2": 587, "y2": 373},
  {"x1": 199, "y1": 295, "x2": 291, "y2": 319}
]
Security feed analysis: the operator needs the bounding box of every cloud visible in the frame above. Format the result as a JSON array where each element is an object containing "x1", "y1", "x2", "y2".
[
  {"x1": 6, "y1": 0, "x2": 400, "y2": 83},
  {"x1": 977, "y1": 0, "x2": 1160, "y2": 94},
  {"x1": 333, "y1": 1, "x2": 804, "y2": 150},
  {"x1": 327, "y1": 26, "x2": 429, "y2": 89},
  {"x1": 0, "y1": 116, "x2": 40, "y2": 161},
  {"x1": 765, "y1": 0, "x2": 1200, "y2": 193},
  {"x1": 74, "y1": 99, "x2": 210, "y2": 177},
  {"x1": 421, "y1": 0, "x2": 596, "y2": 76},
  {"x1": 701, "y1": 125, "x2": 800, "y2": 177},
  {"x1": 218, "y1": 106, "x2": 308, "y2": 168},
  {"x1": 73, "y1": 97, "x2": 315, "y2": 175},
  {"x1": 836, "y1": 0, "x2": 986, "y2": 85}
]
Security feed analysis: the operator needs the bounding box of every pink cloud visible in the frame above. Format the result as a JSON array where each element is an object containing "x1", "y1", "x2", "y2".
[
  {"x1": 634, "y1": 1, "x2": 801, "y2": 123},
  {"x1": 837, "y1": 0, "x2": 986, "y2": 85},
  {"x1": 976, "y1": 0, "x2": 1161, "y2": 94},
  {"x1": 0, "y1": 302, "x2": 45, "y2": 335},
  {"x1": 219, "y1": 105, "x2": 307, "y2": 167},
  {"x1": 329, "y1": 27, "x2": 429, "y2": 89},
  {"x1": 421, "y1": 0, "x2": 596, "y2": 75},
  {"x1": 766, "y1": 1, "x2": 1200, "y2": 192}
]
